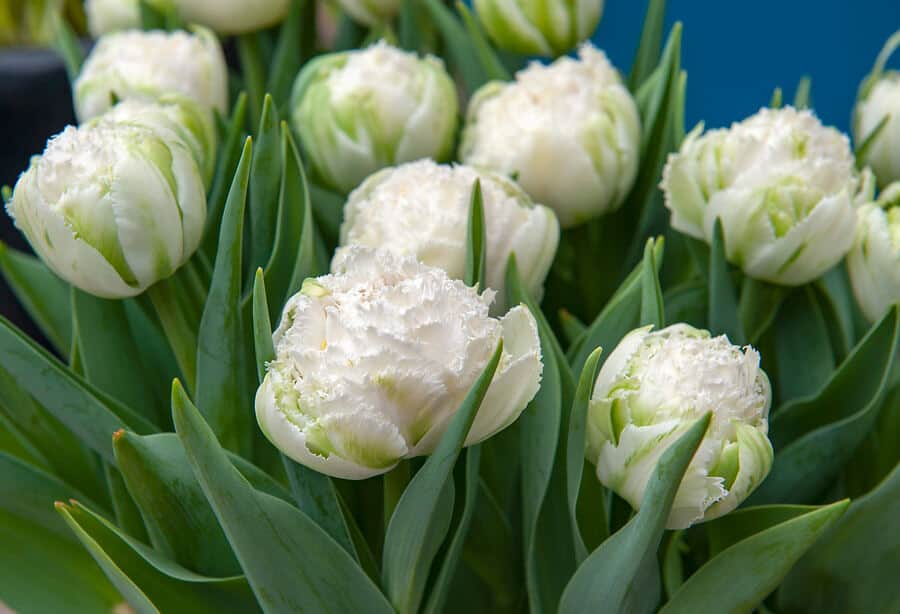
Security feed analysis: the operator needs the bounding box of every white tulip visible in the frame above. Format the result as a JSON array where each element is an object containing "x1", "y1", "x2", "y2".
[
  {"x1": 86, "y1": 0, "x2": 288, "y2": 35},
  {"x1": 6, "y1": 117, "x2": 206, "y2": 299},
  {"x1": 74, "y1": 28, "x2": 228, "y2": 122},
  {"x1": 460, "y1": 44, "x2": 641, "y2": 228},
  {"x1": 290, "y1": 41, "x2": 459, "y2": 194},
  {"x1": 853, "y1": 31, "x2": 900, "y2": 187},
  {"x1": 85, "y1": 0, "x2": 142, "y2": 36},
  {"x1": 847, "y1": 183, "x2": 900, "y2": 323},
  {"x1": 337, "y1": 160, "x2": 559, "y2": 311},
  {"x1": 587, "y1": 324, "x2": 773, "y2": 530},
  {"x1": 255, "y1": 247, "x2": 543, "y2": 480},
  {"x1": 473, "y1": 0, "x2": 604, "y2": 57},
  {"x1": 662, "y1": 107, "x2": 859, "y2": 285},
  {"x1": 335, "y1": 0, "x2": 400, "y2": 26}
]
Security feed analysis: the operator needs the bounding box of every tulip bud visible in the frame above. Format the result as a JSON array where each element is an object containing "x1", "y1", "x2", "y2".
[
  {"x1": 473, "y1": 0, "x2": 604, "y2": 57},
  {"x1": 6, "y1": 117, "x2": 206, "y2": 299},
  {"x1": 853, "y1": 32, "x2": 900, "y2": 187},
  {"x1": 460, "y1": 44, "x2": 640, "y2": 228},
  {"x1": 255, "y1": 247, "x2": 543, "y2": 479},
  {"x1": 847, "y1": 183, "x2": 900, "y2": 323},
  {"x1": 74, "y1": 28, "x2": 228, "y2": 123},
  {"x1": 662, "y1": 107, "x2": 859, "y2": 285},
  {"x1": 337, "y1": 160, "x2": 560, "y2": 311},
  {"x1": 335, "y1": 0, "x2": 400, "y2": 26},
  {"x1": 100, "y1": 96, "x2": 217, "y2": 185},
  {"x1": 85, "y1": 0, "x2": 143, "y2": 36},
  {"x1": 86, "y1": 0, "x2": 288, "y2": 35},
  {"x1": 289, "y1": 41, "x2": 459, "y2": 194},
  {"x1": 587, "y1": 324, "x2": 773, "y2": 530}
]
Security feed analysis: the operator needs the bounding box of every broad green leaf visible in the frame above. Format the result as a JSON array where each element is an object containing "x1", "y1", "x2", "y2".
[
  {"x1": 708, "y1": 219, "x2": 745, "y2": 343},
  {"x1": 750, "y1": 306, "x2": 900, "y2": 504},
  {"x1": 706, "y1": 504, "x2": 822, "y2": 557},
  {"x1": 559, "y1": 310, "x2": 587, "y2": 346},
  {"x1": 146, "y1": 275, "x2": 199, "y2": 393},
  {"x1": 247, "y1": 94, "x2": 282, "y2": 278},
  {"x1": 382, "y1": 344, "x2": 503, "y2": 614},
  {"x1": 465, "y1": 179, "x2": 487, "y2": 288},
  {"x1": 237, "y1": 33, "x2": 266, "y2": 125},
  {"x1": 662, "y1": 500, "x2": 849, "y2": 613},
  {"x1": 775, "y1": 287, "x2": 834, "y2": 402},
  {"x1": 0, "y1": 242, "x2": 72, "y2": 355},
  {"x1": 456, "y1": 2, "x2": 511, "y2": 82},
  {"x1": 51, "y1": 12, "x2": 84, "y2": 82},
  {"x1": 72, "y1": 289, "x2": 162, "y2": 426},
  {"x1": 196, "y1": 138, "x2": 253, "y2": 456},
  {"x1": 308, "y1": 182, "x2": 344, "y2": 246},
  {"x1": 0, "y1": 316, "x2": 155, "y2": 462},
  {"x1": 778, "y1": 463, "x2": 900, "y2": 614},
  {"x1": 124, "y1": 298, "x2": 181, "y2": 421},
  {"x1": 104, "y1": 462, "x2": 149, "y2": 542},
  {"x1": 399, "y1": 0, "x2": 420, "y2": 51},
  {"x1": 172, "y1": 381, "x2": 393, "y2": 613},
  {"x1": 267, "y1": 0, "x2": 311, "y2": 109},
  {"x1": 661, "y1": 531, "x2": 686, "y2": 599},
  {"x1": 559, "y1": 414, "x2": 711, "y2": 614},
  {"x1": 422, "y1": 0, "x2": 488, "y2": 93},
  {"x1": 640, "y1": 238, "x2": 665, "y2": 328},
  {"x1": 0, "y1": 410, "x2": 48, "y2": 468},
  {"x1": 629, "y1": 0, "x2": 667, "y2": 91},
  {"x1": 793, "y1": 75, "x2": 812, "y2": 109},
  {"x1": 58, "y1": 500, "x2": 259, "y2": 613},
  {"x1": 204, "y1": 93, "x2": 249, "y2": 257},
  {"x1": 663, "y1": 280, "x2": 707, "y2": 330},
  {"x1": 332, "y1": 12, "x2": 366, "y2": 51},
  {"x1": 566, "y1": 348, "x2": 604, "y2": 562},
  {"x1": 738, "y1": 277, "x2": 786, "y2": 344},
  {"x1": 816, "y1": 264, "x2": 858, "y2": 360}
]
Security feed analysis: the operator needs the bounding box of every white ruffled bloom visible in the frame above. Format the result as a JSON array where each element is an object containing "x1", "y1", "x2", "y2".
[
  {"x1": 847, "y1": 183, "x2": 900, "y2": 322},
  {"x1": 86, "y1": 0, "x2": 288, "y2": 35},
  {"x1": 290, "y1": 41, "x2": 459, "y2": 194},
  {"x1": 587, "y1": 324, "x2": 773, "y2": 530},
  {"x1": 6, "y1": 117, "x2": 206, "y2": 299},
  {"x1": 336, "y1": 0, "x2": 400, "y2": 26},
  {"x1": 460, "y1": 44, "x2": 640, "y2": 228},
  {"x1": 337, "y1": 160, "x2": 560, "y2": 311},
  {"x1": 74, "y1": 28, "x2": 228, "y2": 122},
  {"x1": 255, "y1": 247, "x2": 543, "y2": 480},
  {"x1": 473, "y1": 0, "x2": 604, "y2": 57},
  {"x1": 662, "y1": 107, "x2": 859, "y2": 285},
  {"x1": 853, "y1": 32, "x2": 900, "y2": 187}
]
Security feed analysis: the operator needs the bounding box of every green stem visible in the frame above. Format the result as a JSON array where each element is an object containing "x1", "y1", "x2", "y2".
[
  {"x1": 147, "y1": 279, "x2": 198, "y2": 393},
  {"x1": 383, "y1": 460, "x2": 411, "y2": 530}
]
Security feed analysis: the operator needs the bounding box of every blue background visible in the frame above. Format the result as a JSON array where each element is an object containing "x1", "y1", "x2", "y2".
[{"x1": 592, "y1": 1, "x2": 900, "y2": 134}]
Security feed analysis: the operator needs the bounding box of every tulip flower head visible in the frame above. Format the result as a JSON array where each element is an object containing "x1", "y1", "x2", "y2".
[
  {"x1": 853, "y1": 31, "x2": 900, "y2": 187},
  {"x1": 255, "y1": 247, "x2": 543, "y2": 479},
  {"x1": 338, "y1": 160, "x2": 560, "y2": 311},
  {"x1": 587, "y1": 324, "x2": 773, "y2": 529},
  {"x1": 460, "y1": 44, "x2": 641, "y2": 228},
  {"x1": 847, "y1": 182, "x2": 900, "y2": 322},
  {"x1": 336, "y1": 0, "x2": 400, "y2": 26},
  {"x1": 662, "y1": 107, "x2": 859, "y2": 285},
  {"x1": 86, "y1": 0, "x2": 289, "y2": 35},
  {"x1": 74, "y1": 28, "x2": 228, "y2": 122},
  {"x1": 290, "y1": 41, "x2": 459, "y2": 194}
]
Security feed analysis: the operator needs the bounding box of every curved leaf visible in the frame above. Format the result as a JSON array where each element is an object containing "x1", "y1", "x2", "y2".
[
  {"x1": 708, "y1": 219, "x2": 744, "y2": 343},
  {"x1": 465, "y1": 179, "x2": 487, "y2": 288},
  {"x1": 775, "y1": 287, "x2": 834, "y2": 403}
]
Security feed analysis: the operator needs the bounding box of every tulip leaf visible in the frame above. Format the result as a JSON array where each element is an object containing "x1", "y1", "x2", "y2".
[
  {"x1": 663, "y1": 280, "x2": 707, "y2": 329},
  {"x1": 251, "y1": 269, "x2": 274, "y2": 382},
  {"x1": 285, "y1": 146, "x2": 323, "y2": 299},
  {"x1": 558, "y1": 414, "x2": 711, "y2": 614},
  {"x1": 205, "y1": 93, "x2": 249, "y2": 258},
  {"x1": 0, "y1": 242, "x2": 72, "y2": 355},
  {"x1": 267, "y1": 0, "x2": 313, "y2": 110},
  {"x1": 104, "y1": 462, "x2": 150, "y2": 543},
  {"x1": 566, "y1": 347, "x2": 604, "y2": 563},
  {"x1": 661, "y1": 531, "x2": 686, "y2": 598},
  {"x1": 422, "y1": 0, "x2": 489, "y2": 93},
  {"x1": 738, "y1": 277, "x2": 786, "y2": 344},
  {"x1": 308, "y1": 182, "x2": 344, "y2": 246},
  {"x1": 775, "y1": 287, "x2": 835, "y2": 403},
  {"x1": 399, "y1": 0, "x2": 420, "y2": 51},
  {"x1": 705, "y1": 504, "x2": 822, "y2": 557},
  {"x1": 57, "y1": 500, "x2": 260, "y2": 613},
  {"x1": 456, "y1": 2, "x2": 511, "y2": 82},
  {"x1": 464, "y1": 179, "x2": 487, "y2": 289},
  {"x1": 0, "y1": 316, "x2": 155, "y2": 463},
  {"x1": 51, "y1": 13, "x2": 85, "y2": 83},
  {"x1": 793, "y1": 75, "x2": 812, "y2": 110},
  {"x1": 640, "y1": 238, "x2": 665, "y2": 329},
  {"x1": 855, "y1": 115, "x2": 889, "y2": 169},
  {"x1": 662, "y1": 500, "x2": 848, "y2": 613},
  {"x1": 708, "y1": 219, "x2": 745, "y2": 344},
  {"x1": 559, "y1": 309, "x2": 587, "y2": 346},
  {"x1": 172, "y1": 381, "x2": 393, "y2": 613},
  {"x1": 815, "y1": 265, "x2": 858, "y2": 360},
  {"x1": 750, "y1": 306, "x2": 900, "y2": 504},
  {"x1": 196, "y1": 137, "x2": 253, "y2": 456},
  {"x1": 778, "y1": 462, "x2": 900, "y2": 614},
  {"x1": 247, "y1": 95, "x2": 282, "y2": 277},
  {"x1": 569, "y1": 238, "x2": 664, "y2": 374},
  {"x1": 629, "y1": 0, "x2": 667, "y2": 91},
  {"x1": 382, "y1": 343, "x2": 503, "y2": 613},
  {"x1": 72, "y1": 289, "x2": 162, "y2": 426},
  {"x1": 770, "y1": 86, "x2": 784, "y2": 109},
  {"x1": 237, "y1": 33, "x2": 266, "y2": 125}
]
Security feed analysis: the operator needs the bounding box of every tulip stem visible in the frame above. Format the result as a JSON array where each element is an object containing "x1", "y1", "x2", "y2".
[
  {"x1": 148, "y1": 280, "x2": 198, "y2": 394},
  {"x1": 383, "y1": 460, "x2": 411, "y2": 530}
]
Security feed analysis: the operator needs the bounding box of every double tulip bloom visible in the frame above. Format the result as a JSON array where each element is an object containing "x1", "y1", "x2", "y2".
[
  {"x1": 86, "y1": 0, "x2": 290, "y2": 35},
  {"x1": 848, "y1": 182, "x2": 900, "y2": 323},
  {"x1": 853, "y1": 31, "x2": 900, "y2": 187}
]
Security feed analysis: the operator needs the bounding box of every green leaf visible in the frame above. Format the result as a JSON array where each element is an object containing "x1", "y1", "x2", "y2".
[
  {"x1": 705, "y1": 504, "x2": 821, "y2": 557},
  {"x1": 251, "y1": 269, "x2": 274, "y2": 383},
  {"x1": 566, "y1": 348, "x2": 604, "y2": 562},
  {"x1": 629, "y1": 0, "x2": 667, "y2": 91},
  {"x1": 662, "y1": 500, "x2": 849, "y2": 613},
  {"x1": 738, "y1": 277, "x2": 786, "y2": 344},
  {"x1": 172, "y1": 381, "x2": 393, "y2": 613},
  {"x1": 50, "y1": 11, "x2": 84, "y2": 82},
  {"x1": 640, "y1": 238, "x2": 665, "y2": 329},
  {"x1": 237, "y1": 33, "x2": 266, "y2": 125},
  {"x1": 0, "y1": 242, "x2": 72, "y2": 355},
  {"x1": 793, "y1": 75, "x2": 812, "y2": 109},
  {"x1": 104, "y1": 462, "x2": 149, "y2": 543},
  {"x1": 559, "y1": 310, "x2": 587, "y2": 346},
  {"x1": 308, "y1": 182, "x2": 344, "y2": 246},
  {"x1": 750, "y1": 306, "x2": 900, "y2": 504},
  {"x1": 58, "y1": 500, "x2": 259, "y2": 613},
  {"x1": 146, "y1": 276, "x2": 199, "y2": 393},
  {"x1": 205, "y1": 93, "x2": 249, "y2": 258},
  {"x1": 456, "y1": 2, "x2": 511, "y2": 81},
  {"x1": 708, "y1": 219, "x2": 745, "y2": 343},
  {"x1": 267, "y1": 0, "x2": 311, "y2": 109},
  {"x1": 246, "y1": 95, "x2": 282, "y2": 276},
  {"x1": 855, "y1": 115, "x2": 889, "y2": 170},
  {"x1": 770, "y1": 86, "x2": 784, "y2": 109},
  {"x1": 775, "y1": 287, "x2": 835, "y2": 403},
  {"x1": 816, "y1": 264, "x2": 858, "y2": 360},
  {"x1": 661, "y1": 531, "x2": 686, "y2": 598},
  {"x1": 399, "y1": 0, "x2": 421, "y2": 51},
  {"x1": 138, "y1": 0, "x2": 166, "y2": 29},
  {"x1": 558, "y1": 414, "x2": 711, "y2": 614},
  {"x1": 332, "y1": 12, "x2": 366, "y2": 51},
  {"x1": 196, "y1": 137, "x2": 253, "y2": 456},
  {"x1": 72, "y1": 289, "x2": 162, "y2": 426},
  {"x1": 422, "y1": 0, "x2": 489, "y2": 93},
  {"x1": 0, "y1": 316, "x2": 155, "y2": 462},
  {"x1": 284, "y1": 145, "x2": 323, "y2": 301},
  {"x1": 465, "y1": 179, "x2": 487, "y2": 288},
  {"x1": 382, "y1": 344, "x2": 503, "y2": 613},
  {"x1": 778, "y1": 463, "x2": 900, "y2": 613}
]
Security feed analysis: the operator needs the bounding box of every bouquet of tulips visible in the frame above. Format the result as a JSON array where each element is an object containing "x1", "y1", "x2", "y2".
[{"x1": 1, "y1": 0, "x2": 898, "y2": 612}]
